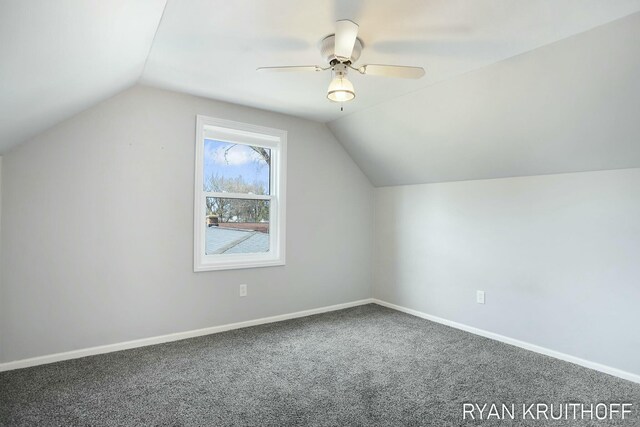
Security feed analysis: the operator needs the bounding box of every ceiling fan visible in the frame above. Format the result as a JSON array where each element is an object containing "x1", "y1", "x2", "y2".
[{"x1": 257, "y1": 20, "x2": 425, "y2": 105}]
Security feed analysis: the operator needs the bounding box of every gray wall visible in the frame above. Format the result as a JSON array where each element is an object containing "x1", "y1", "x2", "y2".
[
  {"x1": 0, "y1": 156, "x2": 3, "y2": 360},
  {"x1": 2, "y1": 85, "x2": 637, "y2": 378},
  {"x1": 374, "y1": 168, "x2": 640, "y2": 375},
  {"x1": 0, "y1": 85, "x2": 374, "y2": 362}
]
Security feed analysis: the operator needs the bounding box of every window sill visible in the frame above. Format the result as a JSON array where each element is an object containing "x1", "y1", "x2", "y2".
[{"x1": 194, "y1": 258, "x2": 285, "y2": 272}]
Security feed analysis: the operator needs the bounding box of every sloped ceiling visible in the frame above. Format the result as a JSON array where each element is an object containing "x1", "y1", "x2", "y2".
[
  {"x1": 141, "y1": 0, "x2": 640, "y2": 123},
  {"x1": 328, "y1": 12, "x2": 640, "y2": 186},
  {"x1": 0, "y1": 0, "x2": 166, "y2": 152},
  {"x1": 1, "y1": 1, "x2": 639, "y2": 187}
]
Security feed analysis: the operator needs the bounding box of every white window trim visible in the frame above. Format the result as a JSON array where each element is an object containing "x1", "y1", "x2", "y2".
[{"x1": 194, "y1": 115, "x2": 287, "y2": 272}]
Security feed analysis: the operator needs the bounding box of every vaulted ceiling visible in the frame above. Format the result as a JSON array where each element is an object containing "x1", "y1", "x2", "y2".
[
  {"x1": 2, "y1": 1, "x2": 640, "y2": 186},
  {"x1": 0, "y1": 0, "x2": 166, "y2": 152},
  {"x1": 140, "y1": 0, "x2": 640, "y2": 124},
  {"x1": 329, "y1": 11, "x2": 640, "y2": 185}
]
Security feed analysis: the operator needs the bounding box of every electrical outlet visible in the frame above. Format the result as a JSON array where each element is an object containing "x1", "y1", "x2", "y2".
[
  {"x1": 239, "y1": 284, "x2": 247, "y2": 297},
  {"x1": 477, "y1": 290, "x2": 485, "y2": 304}
]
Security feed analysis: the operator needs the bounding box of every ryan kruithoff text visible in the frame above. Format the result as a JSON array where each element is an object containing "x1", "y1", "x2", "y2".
[{"x1": 462, "y1": 403, "x2": 633, "y2": 421}]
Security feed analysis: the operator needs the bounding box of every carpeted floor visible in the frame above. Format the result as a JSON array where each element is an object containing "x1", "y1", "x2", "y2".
[{"x1": 1, "y1": 304, "x2": 638, "y2": 426}]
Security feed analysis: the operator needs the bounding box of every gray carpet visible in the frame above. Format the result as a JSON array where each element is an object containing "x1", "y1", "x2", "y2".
[{"x1": 1, "y1": 304, "x2": 638, "y2": 426}]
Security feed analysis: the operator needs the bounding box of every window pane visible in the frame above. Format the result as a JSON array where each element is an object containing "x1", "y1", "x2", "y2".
[
  {"x1": 203, "y1": 139, "x2": 270, "y2": 195},
  {"x1": 205, "y1": 197, "x2": 270, "y2": 255}
]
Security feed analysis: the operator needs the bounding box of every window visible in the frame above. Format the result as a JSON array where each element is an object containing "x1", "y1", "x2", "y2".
[{"x1": 194, "y1": 116, "x2": 286, "y2": 271}]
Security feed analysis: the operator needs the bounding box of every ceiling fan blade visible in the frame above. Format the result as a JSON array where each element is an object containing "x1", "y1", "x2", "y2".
[
  {"x1": 359, "y1": 64, "x2": 425, "y2": 79},
  {"x1": 334, "y1": 19, "x2": 359, "y2": 61},
  {"x1": 257, "y1": 66, "x2": 323, "y2": 72}
]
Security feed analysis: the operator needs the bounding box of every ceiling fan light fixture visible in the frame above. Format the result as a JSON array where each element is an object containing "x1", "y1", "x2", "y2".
[
  {"x1": 327, "y1": 75, "x2": 355, "y2": 102},
  {"x1": 257, "y1": 19, "x2": 425, "y2": 104}
]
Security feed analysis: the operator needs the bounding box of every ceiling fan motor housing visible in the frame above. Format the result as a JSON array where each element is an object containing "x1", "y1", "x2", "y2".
[
  {"x1": 320, "y1": 34, "x2": 364, "y2": 64},
  {"x1": 332, "y1": 63, "x2": 349, "y2": 77}
]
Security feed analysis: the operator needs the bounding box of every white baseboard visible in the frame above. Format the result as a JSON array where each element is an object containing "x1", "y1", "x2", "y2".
[
  {"x1": 4, "y1": 297, "x2": 638, "y2": 385},
  {"x1": 372, "y1": 299, "x2": 640, "y2": 385},
  {"x1": 0, "y1": 298, "x2": 375, "y2": 372}
]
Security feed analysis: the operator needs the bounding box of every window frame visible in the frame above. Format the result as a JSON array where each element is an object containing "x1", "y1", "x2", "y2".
[{"x1": 194, "y1": 115, "x2": 287, "y2": 272}]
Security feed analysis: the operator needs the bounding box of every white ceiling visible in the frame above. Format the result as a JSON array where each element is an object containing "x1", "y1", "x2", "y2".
[
  {"x1": 0, "y1": 0, "x2": 166, "y2": 152},
  {"x1": 141, "y1": 0, "x2": 640, "y2": 123},
  {"x1": 329, "y1": 12, "x2": 640, "y2": 186},
  {"x1": 1, "y1": 0, "x2": 640, "y2": 186}
]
